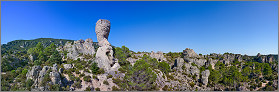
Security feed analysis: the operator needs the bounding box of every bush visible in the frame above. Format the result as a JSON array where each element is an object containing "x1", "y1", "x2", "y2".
[
  {"x1": 166, "y1": 74, "x2": 174, "y2": 80},
  {"x1": 190, "y1": 82, "x2": 195, "y2": 87},
  {"x1": 72, "y1": 82, "x2": 82, "y2": 88},
  {"x1": 107, "y1": 75, "x2": 113, "y2": 79},
  {"x1": 90, "y1": 62, "x2": 100, "y2": 74},
  {"x1": 84, "y1": 76, "x2": 91, "y2": 82},
  {"x1": 191, "y1": 63, "x2": 198, "y2": 67},
  {"x1": 26, "y1": 79, "x2": 34, "y2": 91},
  {"x1": 158, "y1": 61, "x2": 171, "y2": 74},
  {"x1": 113, "y1": 46, "x2": 131, "y2": 66},
  {"x1": 162, "y1": 85, "x2": 169, "y2": 91},
  {"x1": 122, "y1": 58, "x2": 157, "y2": 91},
  {"x1": 95, "y1": 87, "x2": 100, "y2": 91},
  {"x1": 103, "y1": 80, "x2": 109, "y2": 85},
  {"x1": 112, "y1": 86, "x2": 120, "y2": 91},
  {"x1": 85, "y1": 86, "x2": 93, "y2": 91},
  {"x1": 75, "y1": 70, "x2": 80, "y2": 74},
  {"x1": 98, "y1": 68, "x2": 105, "y2": 74},
  {"x1": 80, "y1": 73, "x2": 85, "y2": 77}
]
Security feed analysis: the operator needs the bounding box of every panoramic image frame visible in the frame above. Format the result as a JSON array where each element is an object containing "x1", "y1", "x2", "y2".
[{"x1": 1, "y1": 1, "x2": 278, "y2": 91}]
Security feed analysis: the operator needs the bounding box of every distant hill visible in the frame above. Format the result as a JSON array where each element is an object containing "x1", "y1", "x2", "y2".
[{"x1": 1, "y1": 38, "x2": 98, "y2": 55}]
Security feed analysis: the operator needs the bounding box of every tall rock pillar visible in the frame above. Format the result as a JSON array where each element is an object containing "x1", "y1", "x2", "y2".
[{"x1": 95, "y1": 19, "x2": 114, "y2": 71}]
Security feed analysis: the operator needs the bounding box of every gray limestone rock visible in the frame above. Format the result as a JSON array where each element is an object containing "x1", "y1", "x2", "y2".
[
  {"x1": 95, "y1": 19, "x2": 111, "y2": 47},
  {"x1": 95, "y1": 19, "x2": 115, "y2": 71},
  {"x1": 150, "y1": 51, "x2": 167, "y2": 62},
  {"x1": 26, "y1": 66, "x2": 42, "y2": 80},
  {"x1": 63, "y1": 64, "x2": 73, "y2": 70},
  {"x1": 62, "y1": 38, "x2": 95, "y2": 60},
  {"x1": 183, "y1": 48, "x2": 199, "y2": 58},
  {"x1": 201, "y1": 70, "x2": 210, "y2": 85}
]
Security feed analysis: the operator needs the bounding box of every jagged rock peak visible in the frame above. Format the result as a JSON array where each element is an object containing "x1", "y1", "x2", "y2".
[{"x1": 183, "y1": 48, "x2": 199, "y2": 58}]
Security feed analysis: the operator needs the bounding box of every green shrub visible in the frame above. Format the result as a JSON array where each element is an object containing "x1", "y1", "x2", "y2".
[
  {"x1": 90, "y1": 62, "x2": 100, "y2": 74},
  {"x1": 75, "y1": 70, "x2": 80, "y2": 74},
  {"x1": 72, "y1": 82, "x2": 82, "y2": 88},
  {"x1": 107, "y1": 75, "x2": 113, "y2": 79},
  {"x1": 84, "y1": 76, "x2": 91, "y2": 82},
  {"x1": 190, "y1": 82, "x2": 195, "y2": 87},
  {"x1": 158, "y1": 61, "x2": 171, "y2": 74},
  {"x1": 95, "y1": 87, "x2": 100, "y2": 91},
  {"x1": 103, "y1": 80, "x2": 109, "y2": 85},
  {"x1": 112, "y1": 86, "x2": 120, "y2": 91},
  {"x1": 85, "y1": 86, "x2": 93, "y2": 91},
  {"x1": 191, "y1": 63, "x2": 198, "y2": 67},
  {"x1": 80, "y1": 73, "x2": 85, "y2": 77},
  {"x1": 98, "y1": 68, "x2": 105, "y2": 74},
  {"x1": 166, "y1": 74, "x2": 174, "y2": 80}
]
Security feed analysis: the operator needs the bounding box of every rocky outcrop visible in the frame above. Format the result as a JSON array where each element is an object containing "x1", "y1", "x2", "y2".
[
  {"x1": 173, "y1": 58, "x2": 184, "y2": 68},
  {"x1": 150, "y1": 51, "x2": 167, "y2": 62},
  {"x1": 201, "y1": 70, "x2": 210, "y2": 85},
  {"x1": 50, "y1": 64, "x2": 62, "y2": 85},
  {"x1": 63, "y1": 64, "x2": 73, "y2": 70},
  {"x1": 190, "y1": 65, "x2": 200, "y2": 80},
  {"x1": 95, "y1": 19, "x2": 115, "y2": 71},
  {"x1": 183, "y1": 48, "x2": 199, "y2": 58},
  {"x1": 59, "y1": 38, "x2": 95, "y2": 60},
  {"x1": 26, "y1": 66, "x2": 42, "y2": 80},
  {"x1": 95, "y1": 19, "x2": 111, "y2": 47}
]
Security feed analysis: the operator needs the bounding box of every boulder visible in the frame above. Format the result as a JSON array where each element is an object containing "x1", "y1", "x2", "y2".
[
  {"x1": 174, "y1": 57, "x2": 184, "y2": 68},
  {"x1": 150, "y1": 51, "x2": 166, "y2": 62},
  {"x1": 183, "y1": 48, "x2": 199, "y2": 58},
  {"x1": 201, "y1": 70, "x2": 210, "y2": 85},
  {"x1": 190, "y1": 65, "x2": 200, "y2": 80},
  {"x1": 49, "y1": 71, "x2": 61, "y2": 85},
  {"x1": 38, "y1": 66, "x2": 51, "y2": 85},
  {"x1": 63, "y1": 64, "x2": 73, "y2": 70},
  {"x1": 26, "y1": 66, "x2": 42, "y2": 80}
]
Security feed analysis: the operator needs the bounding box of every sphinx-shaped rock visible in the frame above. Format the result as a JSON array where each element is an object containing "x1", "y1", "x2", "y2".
[{"x1": 95, "y1": 19, "x2": 115, "y2": 71}]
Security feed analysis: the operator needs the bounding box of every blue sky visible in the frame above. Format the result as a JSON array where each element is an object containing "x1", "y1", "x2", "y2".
[{"x1": 1, "y1": 1, "x2": 278, "y2": 55}]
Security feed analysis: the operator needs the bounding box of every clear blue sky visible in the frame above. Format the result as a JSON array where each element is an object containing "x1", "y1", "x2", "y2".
[{"x1": 1, "y1": 1, "x2": 278, "y2": 55}]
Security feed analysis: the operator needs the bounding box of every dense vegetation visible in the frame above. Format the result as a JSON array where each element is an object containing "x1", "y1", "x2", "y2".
[{"x1": 1, "y1": 38, "x2": 278, "y2": 91}]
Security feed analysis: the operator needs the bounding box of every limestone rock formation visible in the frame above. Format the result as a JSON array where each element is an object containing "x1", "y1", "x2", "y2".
[
  {"x1": 50, "y1": 64, "x2": 62, "y2": 85},
  {"x1": 95, "y1": 19, "x2": 115, "y2": 71},
  {"x1": 26, "y1": 66, "x2": 42, "y2": 80},
  {"x1": 183, "y1": 48, "x2": 199, "y2": 58},
  {"x1": 201, "y1": 70, "x2": 210, "y2": 85},
  {"x1": 63, "y1": 64, "x2": 73, "y2": 70},
  {"x1": 59, "y1": 38, "x2": 95, "y2": 60},
  {"x1": 150, "y1": 51, "x2": 167, "y2": 62},
  {"x1": 95, "y1": 19, "x2": 111, "y2": 47},
  {"x1": 174, "y1": 57, "x2": 184, "y2": 68}
]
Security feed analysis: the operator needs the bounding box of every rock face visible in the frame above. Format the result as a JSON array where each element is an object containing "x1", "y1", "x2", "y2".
[
  {"x1": 50, "y1": 64, "x2": 62, "y2": 85},
  {"x1": 95, "y1": 19, "x2": 114, "y2": 71},
  {"x1": 150, "y1": 51, "x2": 167, "y2": 62},
  {"x1": 95, "y1": 19, "x2": 115, "y2": 71},
  {"x1": 95, "y1": 19, "x2": 111, "y2": 47},
  {"x1": 26, "y1": 66, "x2": 42, "y2": 80},
  {"x1": 183, "y1": 48, "x2": 199, "y2": 58},
  {"x1": 60, "y1": 38, "x2": 95, "y2": 60},
  {"x1": 201, "y1": 70, "x2": 210, "y2": 85},
  {"x1": 174, "y1": 58, "x2": 184, "y2": 68},
  {"x1": 63, "y1": 64, "x2": 73, "y2": 70}
]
